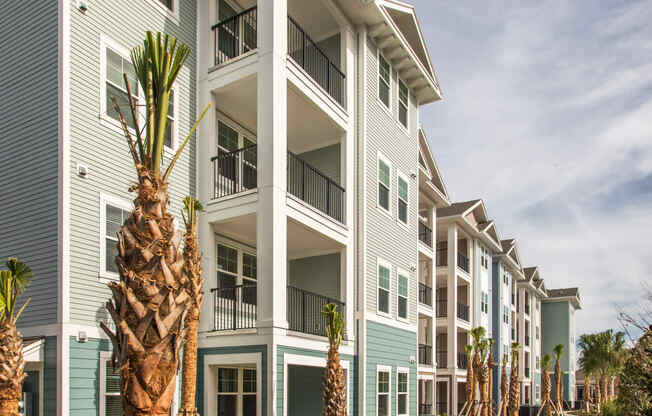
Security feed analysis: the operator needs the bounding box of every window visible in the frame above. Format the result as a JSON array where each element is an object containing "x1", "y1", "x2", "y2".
[
  {"x1": 242, "y1": 253, "x2": 257, "y2": 305},
  {"x1": 536, "y1": 385, "x2": 541, "y2": 401},
  {"x1": 397, "y1": 272, "x2": 408, "y2": 320},
  {"x1": 536, "y1": 356, "x2": 540, "y2": 370},
  {"x1": 217, "y1": 244, "x2": 238, "y2": 289},
  {"x1": 99, "y1": 353, "x2": 121, "y2": 415},
  {"x1": 217, "y1": 243, "x2": 257, "y2": 304},
  {"x1": 102, "y1": 38, "x2": 140, "y2": 131},
  {"x1": 503, "y1": 345, "x2": 509, "y2": 363},
  {"x1": 378, "y1": 155, "x2": 391, "y2": 213},
  {"x1": 378, "y1": 261, "x2": 390, "y2": 315},
  {"x1": 536, "y1": 326, "x2": 540, "y2": 340},
  {"x1": 377, "y1": 368, "x2": 391, "y2": 416},
  {"x1": 158, "y1": 0, "x2": 173, "y2": 10},
  {"x1": 378, "y1": 54, "x2": 390, "y2": 108},
  {"x1": 100, "y1": 194, "x2": 132, "y2": 279},
  {"x1": 481, "y1": 292, "x2": 488, "y2": 314},
  {"x1": 397, "y1": 173, "x2": 408, "y2": 225},
  {"x1": 398, "y1": 80, "x2": 408, "y2": 127},
  {"x1": 216, "y1": 119, "x2": 258, "y2": 193},
  {"x1": 164, "y1": 88, "x2": 176, "y2": 148},
  {"x1": 397, "y1": 370, "x2": 408, "y2": 416},
  {"x1": 217, "y1": 367, "x2": 257, "y2": 416},
  {"x1": 503, "y1": 306, "x2": 509, "y2": 324},
  {"x1": 480, "y1": 246, "x2": 489, "y2": 269}
]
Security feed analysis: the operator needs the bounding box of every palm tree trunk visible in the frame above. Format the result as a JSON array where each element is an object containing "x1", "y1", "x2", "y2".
[
  {"x1": 0, "y1": 322, "x2": 25, "y2": 416},
  {"x1": 487, "y1": 358, "x2": 495, "y2": 416},
  {"x1": 179, "y1": 319, "x2": 199, "y2": 416},
  {"x1": 582, "y1": 375, "x2": 590, "y2": 415},
  {"x1": 466, "y1": 355, "x2": 474, "y2": 406},
  {"x1": 508, "y1": 357, "x2": 520, "y2": 416},
  {"x1": 595, "y1": 377, "x2": 602, "y2": 413},
  {"x1": 323, "y1": 344, "x2": 346, "y2": 416},
  {"x1": 479, "y1": 365, "x2": 489, "y2": 416},
  {"x1": 542, "y1": 371, "x2": 551, "y2": 416},
  {"x1": 554, "y1": 361, "x2": 562, "y2": 412},
  {"x1": 601, "y1": 375, "x2": 608, "y2": 404},
  {"x1": 500, "y1": 365, "x2": 508, "y2": 416}
]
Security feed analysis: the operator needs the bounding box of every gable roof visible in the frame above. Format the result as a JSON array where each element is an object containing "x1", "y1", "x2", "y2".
[
  {"x1": 497, "y1": 239, "x2": 525, "y2": 279},
  {"x1": 545, "y1": 287, "x2": 582, "y2": 309},
  {"x1": 437, "y1": 199, "x2": 482, "y2": 218},
  {"x1": 418, "y1": 128, "x2": 450, "y2": 205},
  {"x1": 478, "y1": 221, "x2": 501, "y2": 247}
]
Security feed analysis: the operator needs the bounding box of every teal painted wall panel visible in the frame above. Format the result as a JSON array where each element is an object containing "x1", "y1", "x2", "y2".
[
  {"x1": 197, "y1": 345, "x2": 268, "y2": 415},
  {"x1": 365, "y1": 321, "x2": 417, "y2": 416},
  {"x1": 287, "y1": 365, "x2": 323, "y2": 415},
  {"x1": 44, "y1": 336, "x2": 57, "y2": 415},
  {"x1": 541, "y1": 302, "x2": 571, "y2": 371},
  {"x1": 69, "y1": 336, "x2": 111, "y2": 415}
]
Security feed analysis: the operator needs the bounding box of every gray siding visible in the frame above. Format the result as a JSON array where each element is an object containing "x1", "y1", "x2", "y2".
[
  {"x1": 364, "y1": 37, "x2": 419, "y2": 324},
  {"x1": 0, "y1": 1, "x2": 59, "y2": 327},
  {"x1": 67, "y1": 0, "x2": 198, "y2": 325}
]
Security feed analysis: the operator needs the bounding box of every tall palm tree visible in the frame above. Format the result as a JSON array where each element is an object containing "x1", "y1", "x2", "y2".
[
  {"x1": 99, "y1": 32, "x2": 210, "y2": 416},
  {"x1": 508, "y1": 342, "x2": 520, "y2": 416},
  {"x1": 0, "y1": 258, "x2": 32, "y2": 416},
  {"x1": 606, "y1": 330, "x2": 625, "y2": 402},
  {"x1": 179, "y1": 197, "x2": 203, "y2": 416},
  {"x1": 487, "y1": 338, "x2": 495, "y2": 416},
  {"x1": 471, "y1": 326, "x2": 487, "y2": 410},
  {"x1": 541, "y1": 354, "x2": 552, "y2": 416},
  {"x1": 322, "y1": 303, "x2": 346, "y2": 416},
  {"x1": 553, "y1": 344, "x2": 564, "y2": 412},
  {"x1": 477, "y1": 339, "x2": 490, "y2": 416},
  {"x1": 465, "y1": 344, "x2": 474, "y2": 411},
  {"x1": 578, "y1": 333, "x2": 600, "y2": 414},
  {"x1": 500, "y1": 355, "x2": 508, "y2": 416}
]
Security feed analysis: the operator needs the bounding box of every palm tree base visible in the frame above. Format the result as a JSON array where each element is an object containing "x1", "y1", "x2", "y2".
[
  {"x1": 0, "y1": 399, "x2": 19, "y2": 416},
  {"x1": 177, "y1": 407, "x2": 200, "y2": 416}
]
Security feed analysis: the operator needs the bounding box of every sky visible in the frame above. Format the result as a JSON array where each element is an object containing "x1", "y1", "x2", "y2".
[{"x1": 409, "y1": 0, "x2": 652, "y2": 338}]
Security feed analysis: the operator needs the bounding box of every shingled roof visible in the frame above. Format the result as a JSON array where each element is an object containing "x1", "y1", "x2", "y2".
[
  {"x1": 437, "y1": 199, "x2": 481, "y2": 217},
  {"x1": 547, "y1": 288, "x2": 580, "y2": 299}
]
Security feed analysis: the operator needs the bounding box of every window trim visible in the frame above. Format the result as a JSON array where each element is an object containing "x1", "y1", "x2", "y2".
[
  {"x1": 216, "y1": 366, "x2": 258, "y2": 414},
  {"x1": 216, "y1": 239, "x2": 257, "y2": 290},
  {"x1": 376, "y1": 365, "x2": 392, "y2": 416},
  {"x1": 164, "y1": 87, "x2": 179, "y2": 152},
  {"x1": 377, "y1": 258, "x2": 392, "y2": 317},
  {"x1": 377, "y1": 50, "x2": 391, "y2": 110},
  {"x1": 99, "y1": 193, "x2": 133, "y2": 282},
  {"x1": 396, "y1": 367, "x2": 409, "y2": 416},
  {"x1": 397, "y1": 78, "x2": 409, "y2": 130},
  {"x1": 145, "y1": 0, "x2": 180, "y2": 23},
  {"x1": 396, "y1": 170, "x2": 409, "y2": 227},
  {"x1": 377, "y1": 152, "x2": 392, "y2": 217},
  {"x1": 396, "y1": 268, "x2": 409, "y2": 322},
  {"x1": 99, "y1": 351, "x2": 120, "y2": 416}
]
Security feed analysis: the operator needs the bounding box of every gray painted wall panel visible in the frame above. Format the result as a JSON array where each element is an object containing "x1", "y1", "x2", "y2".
[
  {"x1": 289, "y1": 253, "x2": 341, "y2": 300},
  {"x1": 297, "y1": 143, "x2": 341, "y2": 184},
  {"x1": 0, "y1": 1, "x2": 60, "y2": 328}
]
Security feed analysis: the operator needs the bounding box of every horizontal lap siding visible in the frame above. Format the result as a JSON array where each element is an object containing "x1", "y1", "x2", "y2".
[
  {"x1": 364, "y1": 37, "x2": 419, "y2": 325},
  {"x1": 69, "y1": 337, "x2": 111, "y2": 415},
  {"x1": 68, "y1": 0, "x2": 197, "y2": 325},
  {"x1": 0, "y1": 2, "x2": 59, "y2": 327}
]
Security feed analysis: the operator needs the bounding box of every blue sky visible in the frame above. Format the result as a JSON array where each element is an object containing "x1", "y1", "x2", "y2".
[{"x1": 410, "y1": 0, "x2": 652, "y2": 337}]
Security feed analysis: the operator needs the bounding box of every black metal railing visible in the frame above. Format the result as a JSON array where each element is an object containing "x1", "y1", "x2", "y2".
[
  {"x1": 525, "y1": 335, "x2": 530, "y2": 346},
  {"x1": 418, "y1": 221, "x2": 433, "y2": 247},
  {"x1": 457, "y1": 352, "x2": 468, "y2": 369},
  {"x1": 212, "y1": 6, "x2": 258, "y2": 66},
  {"x1": 287, "y1": 16, "x2": 346, "y2": 107},
  {"x1": 436, "y1": 402, "x2": 447, "y2": 414},
  {"x1": 212, "y1": 145, "x2": 257, "y2": 199},
  {"x1": 436, "y1": 350, "x2": 447, "y2": 368},
  {"x1": 436, "y1": 248, "x2": 447, "y2": 266},
  {"x1": 212, "y1": 285, "x2": 257, "y2": 331},
  {"x1": 419, "y1": 403, "x2": 432, "y2": 415},
  {"x1": 457, "y1": 302, "x2": 470, "y2": 321},
  {"x1": 419, "y1": 282, "x2": 432, "y2": 306},
  {"x1": 287, "y1": 285, "x2": 344, "y2": 338},
  {"x1": 418, "y1": 344, "x2": 433, "y2": 365},
  {"x1": 457, "y1": 251, "x2": 469, "y2": 273},
  {"x1": 287, "y1": 151, "x2": 345, "y2": 223},
  {"x1": 436, "y1": 299, "x2": 447, "y2": 318}
]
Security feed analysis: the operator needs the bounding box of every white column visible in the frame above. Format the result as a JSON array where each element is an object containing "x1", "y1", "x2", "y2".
[
  {"x1": 256, "y1": 0, "x2": 288, "y2": 331},
  {"x1": 447, "y1": 225, "x2": 457, "y2": 372},
  {"x1": 198, "y1": 228, "x2": 216, "y2": 332}
]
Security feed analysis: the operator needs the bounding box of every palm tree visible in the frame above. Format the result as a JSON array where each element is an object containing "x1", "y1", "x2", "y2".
[
  {"x1": 179, "y1": 197, "x2": 203, "y2": 416},
  {"x1": 487, "y1": 338, "x2": 495, "y2": 416},
  {"x1": 508, "y1": 342, "x2": 520, "y2": 416},
  {"x1": 500, "y1": 355, "x2": 508, "y2": 416},
  {"x1": 464, "y1": 344, "x2": 474, "y2": 412},
  {"x1": 0, "y1": 258, "x2": 32, "y2": 415},
  {"x1": 477, "y1": 339, "x2": 490, "y2": 416},
  {"x1": 553, "y1": 344, "x2": 564, "y2": 412},
  {"x1": 606, "y1": 330, "x2": 625, "y2": 401},
  {"x1": 471, "y1": 326, "x2": 487, "y2": 410},
  {"x1": 541, "y1": 354, "x2": 552, "y2": 416},
  {"x1": 99, "y1": 32, "x2": 210, "y2": 415},
  {"x1": 578, "y1": 333, "x2": 600, "y2": 413},
  {"x1": 322, "y1": 303, "x2": 346, "y2": 416}
]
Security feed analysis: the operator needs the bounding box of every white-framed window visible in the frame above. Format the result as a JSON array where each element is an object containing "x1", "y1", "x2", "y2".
[
  {"x1": 99, "y1": 352, "x2": 121, "y2": 415},
  {"x1": 378, "y1": 53, "x2": 391, "y2": 108},
  {"x1": 377, "y1": 153, "x2": 391, "y2": 214},
  {"x1": 164, "y1": 88, "x2": 178, "y2": 149},
  {"x1": 216, "y1": 242, "x2": 257, "y2": 305},
  {"x1": 536, "y1": 356, "x2": 540, "y2": 370},
  {"x1": 535, "y1": 384, "x2": 541, "y2": 401},
  {"x1": 99, "y1": 193, "x2": 132, "y2": 281},
  {"x1": 377, "y1": 259, "x2": 391, "y2": 315},
  {"x1": 481, "y1": 291, "x2": 488, "y2": 314},
  {"x1": 216, "y1": 367, "x2": 257, "y2": 416},
  {"x1": 480, "y1": 246, "x2": 489, "y2": 269},
  {"x1": 397, "y1": 270, "x2": 409, "y2": 320},
  {"x1": 397, "y1": 172, "x2": 409, "y2": 226},
  {"x1": 503, "y1": 305, "x2": 509, "y2": 324},
  {"x1": 398, "y1": 79, "x2": 408, "y2": 128},
  {"x1": 536, "y1": 326, "x2": 540, "y2": 340},
  {"x1": 397, "y1": 368, "x2": 409, "y2": 416},
  {"x1": 146, "y1": 0, "x2": 180, "y2": 22},
  {"x1": 377, "y1": 366, "x2": 391, "y2": 416},
  {"x1": 215, "y1": 118, "x2": 257, "y2": 195},
  {"x1": 503, "y1": 344, "x2": 509, "y2": 363}
]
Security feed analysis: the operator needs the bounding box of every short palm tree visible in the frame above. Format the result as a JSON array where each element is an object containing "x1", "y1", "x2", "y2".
[
  {"x1": 508, "y1": 342, "x2": 520, "y2": 416},
  {"x1": 99, "y1": 32, "x2": 210, "y2": 415},
  {"x1": 553, "y1": 344, "x2": 564, "y2": 412},
  {"x1": 179, "y1": 197, "x2": 204, "y2": 416},
  {"x1": 322, "y1": 303, "x2": 346, "y2": 416},
  {"x1": 541, "y1": 354, "x2": 552, "y2": 416},
  {"x1": 0, "y1": 258, "x2": 32, "y2": 415}
]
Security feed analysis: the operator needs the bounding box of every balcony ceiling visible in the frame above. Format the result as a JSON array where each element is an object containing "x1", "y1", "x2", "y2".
[{"x1": 288, "y1": 0, "x2": 339, "y2": 41}]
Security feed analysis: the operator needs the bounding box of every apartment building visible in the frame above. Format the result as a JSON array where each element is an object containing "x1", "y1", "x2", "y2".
[{"x1": 542, "y1": 287, "x2": 582, "y2": 408}]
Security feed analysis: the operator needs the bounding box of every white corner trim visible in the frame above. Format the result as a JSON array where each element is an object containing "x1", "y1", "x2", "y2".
[{"x1": 99, "y1": 192, "x2": 133, "y2": 282}]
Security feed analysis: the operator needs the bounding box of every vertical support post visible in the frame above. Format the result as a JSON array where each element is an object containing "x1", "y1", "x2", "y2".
[{"x1": 447, "y1": 225, "x2": 458, "y2": 413}]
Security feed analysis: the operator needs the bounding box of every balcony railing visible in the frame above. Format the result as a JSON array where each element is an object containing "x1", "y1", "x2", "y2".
[
  {"x1": 419, "y1": 282, "x2": 432, "y2": 306},
  {"x1": 287, "y1": 16, "x2": 345, "y2": 107},
  {"x1": 457, "y1": 251, "x2": 469, "y2": 273},
  {"x1": 287, "y1": 151, "x2": 345, "y2": 223},
  {"x1": 436, "y1": 300, "x2": 447, "y2": 318},
  {"x1": 436, "y1": 248, "x2": 447, "y2": 266},
  {"x1": 436, "y1": 350, "x2": 447, "y2": 368},
  {"x1": 436, "y1": 402, "x2": 447, "y2": 414},
  {"x1": 212, "y1": 285, "x2": 257, "y2": 331},
  {"x1": 457, "y1": 352, "x2": 468, "y2": 369},
  {"x1": 287, "y1": 285, "x2": 345, "y2": 338},
  {"x1": 212, "y1": 145, "x2": 257, "y2": 199},
  {"x1": 457, "y1": 302, "x2": 470, "y2": 322},
  {"x1": 212, "y1": 6, "x2": 258, "y2": 66},
  {"x1": 419, "y1": 403, "x2": 433, "y2": 415},
  {"x1": 418, "y1": 221, "x2": 433, "y2": 247},
  {"x1": 418, "y1": 344, "x2": 433, "y2": 365}
]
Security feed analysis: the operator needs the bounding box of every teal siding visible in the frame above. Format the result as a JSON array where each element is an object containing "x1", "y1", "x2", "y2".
[
  {"x1": 365, "y1": 321, "x2": 417, "y2": 416},
  {"x1": 69, "y1": 336, "x2": 111, "y2": 415},
  {"x1": 541, "y1": 302, "x2": 571, "y2": 372},
  {"x1": 197, "y1": 345, "x2": 268, "y2": 415},
  {"x1": 0, "y1": 1, "x2": 59, "y2": 328},
  {"x1": 44, "y1": 337, "x2": 57, "y2": 415},
  {"x1": 276, "y1": 345, "x2": 357, "y2": 416}
]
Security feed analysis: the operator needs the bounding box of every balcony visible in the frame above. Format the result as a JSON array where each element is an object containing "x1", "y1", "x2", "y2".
[
  {"x1": 436, "y1": 299, "x2": 447, "y2": 318},
  {"x1": 418, "y1": 344, "x2": 433, "y2": 366},
  {"x1": 419, "y1": 221, "x2": 433, "y2": 247},
  {"x1": 436, "y1": 350, "x2": 447, "y2": 368},
  {"x1": 212, "y1": 146, "x2": 345, "y2": 223},
  {"x1": 457, "y1": 302, "x2": 470, "y2": 322},
  {"x1": 457, "y1": 352, "x2": 468, "y2": 369},
  {"x1": 457, "y1": 251, "x2": 469, "y2": 273},
  {"x1": 436, "y1": 247, "x2": 447, "y2": 267},
  {"x1": 419, "y1": 404, "x2": 433, "y2": 416},
  {"x1": 419, "y1": 282, "x2": 432, "y2": 306},
  {"x1": 213, "y1": 7, "x2": 258, "y2": 66},
  {"x1": 287, "y1": 285, "x2": 345, "y2": 338}
]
